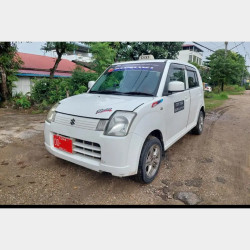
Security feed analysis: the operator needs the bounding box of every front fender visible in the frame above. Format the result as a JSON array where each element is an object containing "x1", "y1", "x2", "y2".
[{"x1": 132, "y1": 107, "x2": 165, "y2": 144}]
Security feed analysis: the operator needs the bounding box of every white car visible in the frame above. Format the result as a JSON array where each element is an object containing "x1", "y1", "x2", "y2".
[
  {"x1": 204, "y1": 83, "x2": 212, "y2": 92},
  {"x1": 44, "y1": 56, "x2": 205, "y2": 183}
]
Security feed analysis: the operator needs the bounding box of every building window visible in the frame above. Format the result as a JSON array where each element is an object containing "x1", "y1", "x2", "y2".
[{"x1": 189, "y1": 55, "x2": 192, "y2": 62}]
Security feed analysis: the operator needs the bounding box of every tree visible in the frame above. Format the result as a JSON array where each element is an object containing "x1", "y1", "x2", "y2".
[
  {"x1": 42, "y1": 42, "x2": 76, "y2": 78},
  {"x1": 207, "y1": 49, "x2": 247, "y2": 91},
  {"x1": 115, "y1": 42, "x2": 183, "y2": 61},
  {"x1": 0, "y1": 42, "x2": 23, "y2": 101},
  {"x1": 189, "y1": 61, "x2": 211, "y2": 84},
  {"x1": 89, "y1": 42, "x2": 116, "y2": 74}
]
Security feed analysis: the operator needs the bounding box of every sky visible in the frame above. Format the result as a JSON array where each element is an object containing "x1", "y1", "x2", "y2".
[{"x1": 17, "y1": 41, "x2": 250, "y2": 67}]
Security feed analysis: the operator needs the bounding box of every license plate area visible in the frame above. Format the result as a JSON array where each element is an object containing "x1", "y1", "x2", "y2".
[{"x1": 53, "y1": 135, "x2": 73, "y2": 153}]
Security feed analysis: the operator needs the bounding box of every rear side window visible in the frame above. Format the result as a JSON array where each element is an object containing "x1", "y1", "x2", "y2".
[
  {"x1": 187, "y1": 70, "x2": 199, "y2": 88},
  {"x1": 163, "y1": 64, "x2": 186, "y2": 95}
]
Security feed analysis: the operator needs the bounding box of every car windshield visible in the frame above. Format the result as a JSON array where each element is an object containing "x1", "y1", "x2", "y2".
[
  {"x1": 205, "y1": 84, "x2": 208, "y2": 87},
  {"x1": 90, "y1": 62, "x2": 165, "y2": 96}
]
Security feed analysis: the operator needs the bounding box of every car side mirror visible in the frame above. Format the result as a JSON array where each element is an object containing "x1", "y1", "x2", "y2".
[
  {"x1": 168, "y1": 81, "x2": 185, "y2": 92},
  {"x1": 88, "y1": 81, "x2": 95, "y2": 89}
]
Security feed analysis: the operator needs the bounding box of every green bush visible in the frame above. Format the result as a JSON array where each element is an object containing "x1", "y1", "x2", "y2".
[
  {"x1": 204, "y1": 92, "x2": 214, "y2": 99},
  {"x1": 212, "y1": 86, "x2": 221, "y2": 94},
  {"x1": 13, "y1": 93, "x2": 31, "y2": 109},
  {"x1": 224, "y1": 84, "x2": 245, "y2": 92},
  {"x1": 31, "y1": 68, "x2": 98, "y2": 105},
  {"x1": 217, "y1": 92, "x2": 228, "y2": 100},
  {"x1": 245, "y1": 84, "x2": 250, "y2": 90},
  {"x1": 204, "y1": 91, "x2": 228, "y2": 100}
]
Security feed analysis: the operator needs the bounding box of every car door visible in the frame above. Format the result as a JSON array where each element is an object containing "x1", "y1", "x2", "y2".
[
  {"x1": 162, "y1": 63, "x2": 191, "y2": 145},
  {"x1": 186, "y1": 66, "x2": 203, "y2": 127}
]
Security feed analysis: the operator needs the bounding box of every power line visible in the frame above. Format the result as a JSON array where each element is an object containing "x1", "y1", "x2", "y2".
[
  {"x1": 228, "y1": 42, "x2": 244, "y2": 51},
  {"x1": 234, "y1": 42, "x2": 240, "y2": 54},
  {"x1": 192, "y1": 42, "x2": 215, "y2": 52},
  {"x1": 242, "y1": 43, "x2": 250, "y2": 62}
]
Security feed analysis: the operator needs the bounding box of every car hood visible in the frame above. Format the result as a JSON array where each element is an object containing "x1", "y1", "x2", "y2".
[{"x1": 56, "y1": 93, "x2": 154, "y2": 119}]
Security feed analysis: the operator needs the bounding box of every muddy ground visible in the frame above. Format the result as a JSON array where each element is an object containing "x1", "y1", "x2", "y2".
[{"x1": 0, "y1": 91, "x2": 250, "y2": 205}]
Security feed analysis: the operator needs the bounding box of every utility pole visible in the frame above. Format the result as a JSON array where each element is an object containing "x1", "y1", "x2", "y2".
[
  {"x1": 221, "y1": 41, "x2": 228, "y2": 92},
  {"x1": 241, "y1": 54, "x2": 246, "y2": 86},
  {"x1": 225, "y1": 41, "x2": 228, "y2": 57}
]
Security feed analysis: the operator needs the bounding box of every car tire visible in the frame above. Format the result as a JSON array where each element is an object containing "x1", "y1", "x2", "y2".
[
  {"x1": 192, "y1": 110, "x2": 204, "y2": 135},
  {"x1": 135, "y1": 136, "x2": 163, "y2": 184}
]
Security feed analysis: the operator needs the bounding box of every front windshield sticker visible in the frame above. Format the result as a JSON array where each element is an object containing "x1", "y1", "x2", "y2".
[
  {"x1": 114, "y1": 66, "x2": 154, "y2": 71},
  {"x1": 96, "y1": 108, "x2": 112, "y2": 114},
  {"x1": 106, "y1": 62, "x2": 165, "y2": 74}
]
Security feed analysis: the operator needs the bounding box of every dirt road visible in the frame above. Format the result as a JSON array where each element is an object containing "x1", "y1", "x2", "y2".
[{"x1": 1, "y1": 91, "x2": 250, "y2": 205}]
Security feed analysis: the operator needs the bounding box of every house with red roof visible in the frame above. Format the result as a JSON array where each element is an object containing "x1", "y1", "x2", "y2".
[{"x1": 13, "y1": 52, "x2": 91, "y2": 95}]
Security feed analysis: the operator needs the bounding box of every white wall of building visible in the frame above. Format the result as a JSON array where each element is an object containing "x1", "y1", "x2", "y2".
[
  {"x1": 177, "y1": 50, "x2": 203, "y2": 65},
  {"x1": 12, "y1": 77, "x2": 34, "y2": 95},
  {"x1": 48, "y1": 51, "x2": 93, "y2": 63}
]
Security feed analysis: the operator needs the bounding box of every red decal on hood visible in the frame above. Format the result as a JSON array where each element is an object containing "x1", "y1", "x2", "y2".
[{"x1": 96, "y1": 108, "x2": 112, "y2": 114}]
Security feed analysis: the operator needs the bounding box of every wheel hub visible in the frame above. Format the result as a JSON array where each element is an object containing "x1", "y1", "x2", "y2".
[{"x1": 145, "y1": 144, "x2": 161, "y2": 178}]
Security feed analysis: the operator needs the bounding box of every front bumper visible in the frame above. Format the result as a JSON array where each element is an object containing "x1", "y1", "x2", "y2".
[{"x1": 44, "y1": 121, "x2": 145, "y2": 177}]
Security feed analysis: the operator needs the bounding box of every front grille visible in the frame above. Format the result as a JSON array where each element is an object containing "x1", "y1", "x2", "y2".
[
  {"x1": 73, "y1": 138, "x2": 101, "y2": 159},
  {"x1": 55, "y1": 134, "x2": 101, "y2": 160},
  {"x1": 54, "y1": 113, "x2": 99, "y2": 131}
]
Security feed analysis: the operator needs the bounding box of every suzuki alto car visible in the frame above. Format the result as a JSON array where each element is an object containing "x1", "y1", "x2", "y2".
[{"x1": 44, "y1": 56, "x2": 205, "y2": 183}]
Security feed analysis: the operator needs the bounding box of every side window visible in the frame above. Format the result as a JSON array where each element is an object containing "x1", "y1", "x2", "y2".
[
  {"x1": 187, "y1": 70, "x2": 199, "y2": 88},
  {"x1": 163, "y1": 64, "x2": 186, "y2": 95}
]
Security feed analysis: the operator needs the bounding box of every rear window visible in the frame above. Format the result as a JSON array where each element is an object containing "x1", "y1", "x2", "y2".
[{"x1": 187, "y1": 70, "x2": 199, "y2": 88}]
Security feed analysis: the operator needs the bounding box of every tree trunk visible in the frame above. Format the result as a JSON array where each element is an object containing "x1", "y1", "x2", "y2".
[
  {"x1": 50, "y1": 53, "x2": 62, "y2": 79},
  {"x1": 221, "y1": 81, "x2": 224, "y2": 92},
  {"x1": 0, "y1": 66, "x2": 8, "y2": 101}
]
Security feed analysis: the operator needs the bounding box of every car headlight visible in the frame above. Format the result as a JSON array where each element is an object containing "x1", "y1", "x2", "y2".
[
  {"x1": 104, "y1": 111, "x2": 136, "y2": 136},
  {"x1": 46, "y1": 102, "x2": 60, "y2": 123}
]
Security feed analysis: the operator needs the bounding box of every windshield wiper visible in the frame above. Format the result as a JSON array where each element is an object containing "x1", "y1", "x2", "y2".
[{"x1": 123, "y1": 92, "x2": 154, "y2": 96}]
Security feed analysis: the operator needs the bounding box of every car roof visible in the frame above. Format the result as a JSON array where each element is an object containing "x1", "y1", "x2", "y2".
[
  {"x1": 113, "y1": 59, "x2": 167, "y2": 65},
  {"x1": 113, "y1": 59, "x2": 198, "y2": 69}
]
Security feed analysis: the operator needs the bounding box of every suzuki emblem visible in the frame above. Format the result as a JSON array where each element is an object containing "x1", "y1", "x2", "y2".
[{"x1": 70, "y1": 118, "x2": 75, "y2": 125}]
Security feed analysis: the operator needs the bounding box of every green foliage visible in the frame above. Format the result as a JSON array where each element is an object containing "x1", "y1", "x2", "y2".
[
  {"x1": 31, "y1": 78, "x2": 71, "y2": 104},
  {"x1": 42, "y1": 42, "x2": 77, "y2": 78},
  {"x1": 245, "y1": 84, "x2": 250, "y2": 90},
  {"x1": 42, "y1": 42, "x2": 76, "y2": 54},
  {"x1": 31, "y1": 68, "x2": 98, "y2": 105},
  {"x1": 89, "y1": 42, "x2": 117, "y2": 74},
  {"x1": 189, "y1": 61, "x2": 212, "y2": 84},
  {"x1": 70, "y1": 67, "x2": 98, "y2": 94},
  {"x1": 204, "y1": 92, "x2": 228, "y2": 100},
  {"x1": 13, "y1": 93, "x2": 31, "y2": 109},
  {"x1": 204, "y1": 99, "x2": 225, "y2": 111},
  {"x1": 224, "y1": 84, "x2": 245, "y2": 95},
  {"x1": 0, "y1": 42, "x2": 23, "y2": 100},
  {"x1": 204, "y1": 84, "x2": 246, "y2": 111},
  {"x1": 116, "y1": 42, "x2": 183, "y2": 61},
  {"x1": 206, "y1": 49, "x2": 247, "y2": 91}
]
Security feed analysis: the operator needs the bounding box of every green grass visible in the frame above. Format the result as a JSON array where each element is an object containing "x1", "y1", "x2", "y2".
[
  {"x1": 205, "y1": 99, "x2": 225, "y2": 111},
  {"x1": 204, "y1": 84, "x2": 245, "y2": 111}
]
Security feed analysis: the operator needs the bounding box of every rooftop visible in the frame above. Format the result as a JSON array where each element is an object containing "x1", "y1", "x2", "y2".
[
  {"x1": 182, "y1": 44, "x2": 203, "y2": 52},
  {"x1": 17, "y1": 52, "x2": 91, "y2": 77}
]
